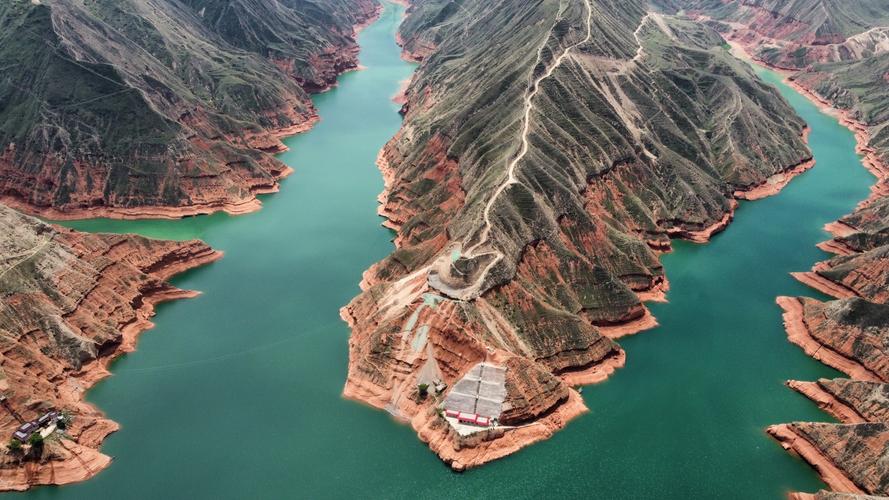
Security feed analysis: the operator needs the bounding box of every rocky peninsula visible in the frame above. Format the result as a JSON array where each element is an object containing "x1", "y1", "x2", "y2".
[
  {"x1": 0, "y1": 204, "x2": 220, "y2": 490},
  {"x1": 344, "y1": 0, "x2": 817, "y2": 470}
]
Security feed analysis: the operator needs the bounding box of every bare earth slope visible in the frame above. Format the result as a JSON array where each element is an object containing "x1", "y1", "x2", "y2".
[
  {"x1": 0, "y1": 204, "x2": 220, "y2": 491},
  {"x1": 0, "y1": 0, "x2": 376, "y2": 218},
  {"x1": 343, "y1": 0, "x2": 814, "y2": 469}
]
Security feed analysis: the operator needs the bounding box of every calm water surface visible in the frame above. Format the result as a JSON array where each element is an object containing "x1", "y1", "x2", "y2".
[{"x1": 25, "y1": 6, "x2": 876, "y2": 498}]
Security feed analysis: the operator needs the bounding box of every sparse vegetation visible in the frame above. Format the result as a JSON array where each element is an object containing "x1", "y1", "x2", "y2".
[
  {"x1": 0, "y1": 0, "x2": 373, "y2": 211},
  {"x1": 7, "y1": 439, "x2": 21, "y2": 454},
  {"x1": 28, "y1": 433, "x2": 43, "y2": 447},
  {"x1": 57, "y1": 411, "x2": 72, "y2": 430}
]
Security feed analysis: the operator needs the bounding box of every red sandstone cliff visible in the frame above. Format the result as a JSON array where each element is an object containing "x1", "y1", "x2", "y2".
[
  {"x1": 0, "y1": 205, "x2": 221, "y2": 491},
  {"x1": 343, "y1": 0, "x2": 817, "y2": 470},
  {"x1": 0, "y1": 0, "x2": 379, "y2": 220},
  {"x1": 672, "y1": 4, "x2": 889, "y2": 495}
]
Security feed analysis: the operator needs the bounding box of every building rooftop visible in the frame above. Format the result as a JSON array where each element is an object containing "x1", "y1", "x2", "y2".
[{"x1": 442, "y1": 362, "x2": 506, "y2": 418}]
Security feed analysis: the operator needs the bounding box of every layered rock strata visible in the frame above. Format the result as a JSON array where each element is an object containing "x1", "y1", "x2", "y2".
[
  {"x1": 773, "y1": 248, "x2": 889, "y2": 496},
  {"x1": 0, "y1": 204, "x2": 221, "y2": 490},
  {"x1": 654, "y1": 2, "x2": 889, "y2": 497},
  {"x1": 0, "y1": 0, "x2": 377, "y2": 218},
  {"x1": 345, "y1": 0, "x2": 814, "y2": 469}
]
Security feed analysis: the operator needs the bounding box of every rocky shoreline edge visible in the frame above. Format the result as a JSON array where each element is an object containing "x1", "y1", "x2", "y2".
[
  {"x1": 340, "y1": 13, "x2": 821, "y2": 470},
  {"x1": 727, "y1": 33, "x2": 889, "y2": 498},
  {"x1": 0, "y1": 228, "x2": 221, "y2": 491},
  {"x1": 0, "y1": 5, "x2": 384, "y2": 492}
]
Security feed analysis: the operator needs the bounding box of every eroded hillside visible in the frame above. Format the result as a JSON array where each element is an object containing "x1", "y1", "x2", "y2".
[
  {"x1": 0, "y1": 204, "x2": 220, "y2": 490},
  {"x1": 665, "y1": 1, "x2": 889, "y2": 497},
  {"x1": 666, "y1": 0, "x2": 889, "y2": 173},
  {"x1": 343, "y1": 0, "x2": 813, "y2": 469},
  {"x1": 0, "y1": 0, "x2": 376, "y2": 218}
]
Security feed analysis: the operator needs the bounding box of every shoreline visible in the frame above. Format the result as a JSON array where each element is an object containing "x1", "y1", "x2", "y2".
[
  {"x1": 783, "y1": 78, "x2": 888, "y2": 210},
  {"x1": 733, "y1": 126, "x2": 815, "y2": 202},
  {"x1": 353, "y1": 3, "x2": 382, "y2": 35},
  {"x1": 559, "y1": 350, "x2": 627, "y2": 386},
  {"x1": 342, "y1": 376, "x2": 591, "y2": 473},
  {"x1": 665, "y1": 200, "x2": 736, "y2": 244},
  {"x1": 242, "y1": 115, "x2": 320, "y2": 154},
  {"x1": 0, "y1": 119, "x2": 303, "y2": 222},
  {"x1": 1, "y1": 5, "x2": 383, "y2": 224},
  {"x1": 776, "y1": 296, "x2": 883, "y2": 383},
  {"x1": 737, "y1": 31, "x2": 889, "y2": 494},
  {"x1": 767, "y1": 424, "x2": 866, "y2": 495},
  {"x1": 392, "y1": 78, "x2": 411, "y2": 105},
  {"x1": 0, "y1": 240, "x2": 222, "y2": 491},
  {"x1": 598, "y1": 309, "x2": 660, "y2": 340},
  {"x1": 727, "y1": 40, "x2": 889, "y2": 211},
  {"x1": 0, "y1": 177, "x2": 287, "y2": 221},
  {"x1": 733, "y1": 158, "x2": 816, "y2": 201},
  {"x1": 789, "y1": 272, "x2": 858, "y2": 300},
  {"x1": 640, "y1": 152, "x2": 817, "y2": 295},
  {"x1": 786, "y1": 380, "x2": 867, "y2": 424},
  {"x1": 412, "y1": 389, "x2": 588, "y2": 472}
]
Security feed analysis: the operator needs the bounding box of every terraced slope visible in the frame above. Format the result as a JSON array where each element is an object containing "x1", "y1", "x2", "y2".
[
  {"x1": 343, "y1": 0, "x2": 812, "y2": 469},
  {"x1": 0, "y1": 0, "x2": 376, "y2": 218},
  {"x1": 0, "y1": 204, "x2": 220, "y2": 491}
]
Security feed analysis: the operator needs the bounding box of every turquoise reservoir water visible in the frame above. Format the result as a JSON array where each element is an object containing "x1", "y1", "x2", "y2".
[{"x1": 26, "y1": 5, "x2": 876, "y2": 498}]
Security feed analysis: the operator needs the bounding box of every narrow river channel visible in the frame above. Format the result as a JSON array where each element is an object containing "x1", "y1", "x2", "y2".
[{"x1": 22, "y1": 4, "x2": 877, "y2": 498}]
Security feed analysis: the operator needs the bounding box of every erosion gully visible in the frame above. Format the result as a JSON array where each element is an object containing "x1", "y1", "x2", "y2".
[{"x1": 21, "y1": 3, "x2": 875, "y2": 498}]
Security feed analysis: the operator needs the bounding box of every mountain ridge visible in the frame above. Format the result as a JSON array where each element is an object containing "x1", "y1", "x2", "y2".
[
  {"x1": 0, "y1": 0, "x2": 377, "y2": 219},
  {"x1": 344, "y1": 0, "x2": 816, "y2": 469}
]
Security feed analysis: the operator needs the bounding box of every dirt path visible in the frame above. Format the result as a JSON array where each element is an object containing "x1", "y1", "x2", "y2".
[
  {"x1": 0, "y1": 238, "x2": 51, "y2": 283},
  {"x1": 458, "y1": 0, "x2": 594, "y2": 295}
]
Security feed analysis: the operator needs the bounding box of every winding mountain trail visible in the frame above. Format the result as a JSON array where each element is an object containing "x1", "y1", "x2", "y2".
[
  {"x1": 461, "y1": 0, "x2": 594, "y2": 274},
  {"x1": 630, "y1": 14, "x2": 650, "y2": 63},
  {"x1": 421, "y1": 0, "x2": 597, "y2": 302},
  {"x1": 627, "y1": 12, "x2": 675, "y2": 69},
  {"x1": 39, "y1": 2, "x2": 883, "y2": 496}
]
